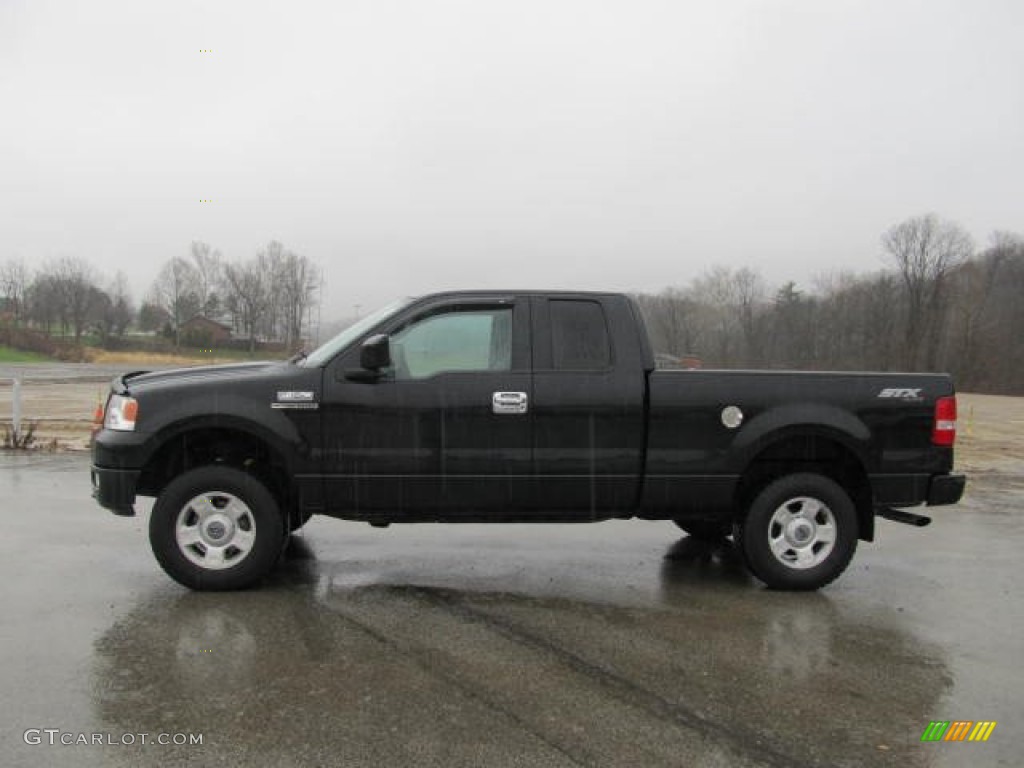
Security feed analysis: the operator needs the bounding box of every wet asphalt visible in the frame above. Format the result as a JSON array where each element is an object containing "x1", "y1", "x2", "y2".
[{"x1": 0, "y1": 453, "x2": 1020, "y2": 767}]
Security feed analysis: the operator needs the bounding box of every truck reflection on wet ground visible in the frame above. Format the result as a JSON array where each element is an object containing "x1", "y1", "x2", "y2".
[{"x1": 92, "y1": 532, "x2": 949, "y2": 768}]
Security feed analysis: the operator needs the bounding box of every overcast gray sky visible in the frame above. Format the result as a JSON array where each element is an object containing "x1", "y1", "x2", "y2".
[{"x1": 1, "y1": 0, "x2": 1021, "y2": 318}]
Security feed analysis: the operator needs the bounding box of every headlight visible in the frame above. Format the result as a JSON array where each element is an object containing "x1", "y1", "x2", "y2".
[{"x1": 104, "y1": 395, "x2": 139, "y2": 431}]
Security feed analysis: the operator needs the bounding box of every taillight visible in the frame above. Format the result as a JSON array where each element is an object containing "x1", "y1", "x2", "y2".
[{"x1": 932, "y1": 396, "x2": 957, "y2": 446}]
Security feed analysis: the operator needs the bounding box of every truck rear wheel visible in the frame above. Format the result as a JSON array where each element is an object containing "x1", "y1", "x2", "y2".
[
  {"x1": 737, "y1": 472, "x2": 858, "y2": 591},
  {"x1": 149, "y1": 466, "x2": 286, "y2": 591}
]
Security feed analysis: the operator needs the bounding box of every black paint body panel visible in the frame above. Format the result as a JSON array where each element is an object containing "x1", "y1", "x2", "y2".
[{"x1": 91, "y1": 290, "x2": 963, "y2": 527}]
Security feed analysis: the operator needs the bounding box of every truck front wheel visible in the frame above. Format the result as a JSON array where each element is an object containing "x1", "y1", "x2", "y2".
[
  {"x1": 737, "y1": 473, "x2": 858, "y2": 591},
  {"x1": 149, "y1": 466, "x2": 286, "y2": 591}
]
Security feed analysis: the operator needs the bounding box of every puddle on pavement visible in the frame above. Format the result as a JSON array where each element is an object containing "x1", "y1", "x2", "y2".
[{"x1": 91, "y1": 535, "x2": 952, "y2": 768}]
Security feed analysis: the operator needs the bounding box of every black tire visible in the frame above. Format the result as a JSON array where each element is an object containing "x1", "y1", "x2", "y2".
[
  {"x1": 672, "y1": 520, "x2": 731, "y2": 541},
  {"x1": 288, "y1": 508, "x2": 314, "y2": 533},
  {"x1": 737, "y1": 472, "x2": 858, "y2": 591},
  {"x1": 149, "y1": 466, "x2": 286, "y2": 591}
]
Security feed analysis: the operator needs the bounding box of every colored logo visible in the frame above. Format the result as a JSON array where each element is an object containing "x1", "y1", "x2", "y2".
[{"x1": 921, "y1": 721, "x2": 997, "y2": 742}]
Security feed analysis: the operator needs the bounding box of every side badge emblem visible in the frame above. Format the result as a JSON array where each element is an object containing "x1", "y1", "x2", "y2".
[{"x1": 272, "y1": 391, "x2": 319, "y2": 410}]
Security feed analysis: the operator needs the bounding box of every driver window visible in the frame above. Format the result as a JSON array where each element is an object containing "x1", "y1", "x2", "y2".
[{"x1": 390, "y1": 307, "x2": 512, "y2": 380}]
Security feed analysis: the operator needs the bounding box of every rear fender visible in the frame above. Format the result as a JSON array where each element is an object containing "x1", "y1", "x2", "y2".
[{"x1": 730, "y1": 404, "x2": 872, "y2": 472}]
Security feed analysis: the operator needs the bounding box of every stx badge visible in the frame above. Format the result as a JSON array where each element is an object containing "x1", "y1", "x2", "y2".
[{"x1": 878, "y1": 387, "x2": 923, "y2": 400}]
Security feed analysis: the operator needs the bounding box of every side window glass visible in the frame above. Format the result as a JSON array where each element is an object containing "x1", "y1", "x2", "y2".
[
  {"x1": 390, "y1": 308, "x2": 512, "y2": 380},
  {"x1": 550, "y1": 300, "x2": 611, "y2": 370}
]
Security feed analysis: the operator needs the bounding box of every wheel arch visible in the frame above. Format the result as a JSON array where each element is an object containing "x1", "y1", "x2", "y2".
[
  {"x1": 733, "y1": 428, "x2": 875, "y2": 542},
  {"x1": 137, "y1": 417, "x2": 297, "y2": 518}
]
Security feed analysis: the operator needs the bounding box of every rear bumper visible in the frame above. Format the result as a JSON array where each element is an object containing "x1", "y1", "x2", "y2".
[
  {"x1": 872, "y1": 472, "x2": 966, "y2": 508},
  {"x1": 91, "y1": 465, "x2": 139, "y2": 516},
  {"x1": 927, "y1": 473, "x2": 965, "y2": 506}
]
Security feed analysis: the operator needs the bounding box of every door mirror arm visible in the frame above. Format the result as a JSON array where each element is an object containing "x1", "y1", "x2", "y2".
[{"x1": 343, "y1": 367, "x2": 386, "y2": 383}]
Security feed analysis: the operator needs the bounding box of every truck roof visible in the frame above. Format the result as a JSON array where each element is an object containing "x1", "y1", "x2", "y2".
[{"x1": 416, "y1": 289, "x2": 630, "y2": 299}]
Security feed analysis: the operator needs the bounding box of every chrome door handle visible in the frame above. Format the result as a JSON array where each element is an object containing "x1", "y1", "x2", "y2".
[{"x1": 492, "y1": 391, "x2": 528, "y2": 415}]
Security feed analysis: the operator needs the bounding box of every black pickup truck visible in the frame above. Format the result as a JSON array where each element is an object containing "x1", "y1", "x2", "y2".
[{"x1": 91, "y1": 290, "x2": 964, "y2": 591}]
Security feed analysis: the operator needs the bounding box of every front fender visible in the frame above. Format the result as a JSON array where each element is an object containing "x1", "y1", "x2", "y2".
[{"x1": 97, "y1": 392, "x2": 313, "y2": 474}]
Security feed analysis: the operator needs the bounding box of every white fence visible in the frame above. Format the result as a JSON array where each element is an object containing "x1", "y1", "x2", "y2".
[
  {"x1": 7, "y1": 377, "x2": 22, "y2": 441},
  {"x1": 1, "y1": 366, "x2": 119, "y2": 447}
]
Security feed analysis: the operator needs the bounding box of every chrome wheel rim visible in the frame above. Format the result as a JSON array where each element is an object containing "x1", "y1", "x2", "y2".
[
  {"x1": 767, "y1": 496, "x2": 836, "y2": 570},
  {"x1": 175, "y1": 492, "x2": 256, "y2": 570}
]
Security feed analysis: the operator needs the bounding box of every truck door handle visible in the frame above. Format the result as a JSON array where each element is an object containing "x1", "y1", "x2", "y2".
[{"x1": 492, "y1": 391, "x2": 528, "y2": 415}]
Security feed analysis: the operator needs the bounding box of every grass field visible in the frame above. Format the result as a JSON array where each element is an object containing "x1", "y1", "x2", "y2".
[{"x1": 0, "y1": 345, "x2": 52, "y2": 363}]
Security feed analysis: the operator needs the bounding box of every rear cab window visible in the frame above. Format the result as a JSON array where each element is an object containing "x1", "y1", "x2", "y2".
[{"x1": 549, "y1": 299, "x2": 612, "y2": 370}]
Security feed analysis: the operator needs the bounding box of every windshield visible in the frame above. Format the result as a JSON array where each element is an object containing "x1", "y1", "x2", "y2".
[{"x1": 301, "y1": 297, "x2": 415, "y2": 367}]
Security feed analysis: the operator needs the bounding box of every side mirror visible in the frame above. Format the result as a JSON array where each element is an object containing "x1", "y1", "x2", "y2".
[{"x1": 360, "y1": 334, "x2": 391, "y2": 370}]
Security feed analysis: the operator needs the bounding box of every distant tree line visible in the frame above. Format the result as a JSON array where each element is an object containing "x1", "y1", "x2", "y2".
[
  {"x1": 635, "y1": 214, "x2": 1024, "y2": 395},
  {"x1": 0, "y1": 256, "x2": 134, "y2": 347},
  {"x1": 0, "y1": 240, "x2": 320, "y2": 354},
  {"x1": 3, "y1": 215, "x2": 1023, "y2": 393},
  {"x1": 142, "y1": 240, "x2": 320, "y2": 352}
]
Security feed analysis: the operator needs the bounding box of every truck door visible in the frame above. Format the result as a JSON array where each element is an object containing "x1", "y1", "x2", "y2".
[
  {"x1": 529, "y1": 295, "x2": 647, "y2": 517},
  {"x1": 320, "y1": 296, "x2": 533, "y2": 518}
]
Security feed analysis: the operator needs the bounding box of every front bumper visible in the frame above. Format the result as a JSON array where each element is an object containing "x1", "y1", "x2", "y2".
[
  {"x1": 91, "y1": 426, "x2": 151, "y2": 516},
  {"x1": 927, "y1": 473, "x2": 966, "y2": 506},
  {"x1": 91, "y1": 465, "x2": 140, "y2": 516}
]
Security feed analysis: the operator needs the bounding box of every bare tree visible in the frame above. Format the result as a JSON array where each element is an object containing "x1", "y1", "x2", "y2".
[
  {"x1": 859, "y1": 273, "x2": 901, "y2": 370},
  {"x1": 278, "y1": 250, "x2": 320, "y2": 351},
  {"x1": 946, "y1": 244, "x2": 1002, "y2": 383},
  {"x1": 88, "y1": 286, "x2": 114, "y2": 346},
  {"x1": 219, "y1": 241, "x2": 319, "y2": 353},
  {"x1": 771, "y1": 281, "x2": 817, "y2": 368},
  {"x1": 223, "y1": 254, "x2": 269, "y2": 353},
  {"x1": 0, "y1": 258, "x2": 29, "y2": 326},
  {"x1": 109, "y1": 272, "x2": 136, "y2": 337},
  {"x1": 150, "y1": 257, "x2": 200, "y2": 347},
  {"x1": 735, "y1": 267, "x2": 766, "y2": 365},
  {"x1": 882, "y1": 214, "x2": 973, "y2": 369},
  {"x1": 190, "y1": 241, "x2": 223, "y2": 317},
  {"x1": 692, "y1": 266, "x2": 741, "y2": 366},
  {"x1": 641, "y1": 287, "x2": 700, "y2": 357},
  {"x1": 259, "y1": 241, "x2": 286, "y2": 343},
  {"x1": 25, "y1": 273, "x2": 59, "y2": 334},
  {"x1": 956, "y1": 232, "x2": 1024, "y2": 392},
  {"x1": 48, "y1": 257, "x2": 103, "y2": 342},
  {"x1": 92, "y1": 272, "x2": 135, "y2": 345},
  {"x1": 137, "y1": 301, "x2": 170, "y2": 333}
]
